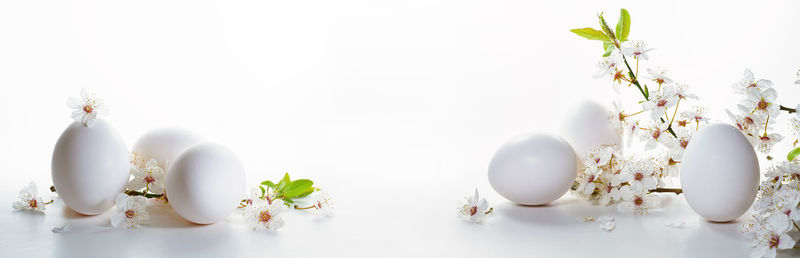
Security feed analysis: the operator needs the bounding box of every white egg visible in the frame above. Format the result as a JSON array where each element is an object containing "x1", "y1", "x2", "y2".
[
  {"x1": 488, "y1": 133, "x2": 578, "y2": 205},
  {"x1": 51, "y1": 119, "x2": 130, "y2": 215},
  {"x1": 680, "y1": 123, "x2": 759, "y2": 222},
  {"x1": 132, "y1": 128, "x2": 204, "y2": 169},
  {"x1": 560, "y1": 100, "x2": 621, "y2": 159},
  {"x1": 166, "y1": 143, "x2": 245, "y2": 224}
]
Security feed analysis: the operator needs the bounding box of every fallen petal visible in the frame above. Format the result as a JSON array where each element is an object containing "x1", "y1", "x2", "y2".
[
  {"x1": 597, "y1": 216, "x2": 615, "y2": 223},
  {"x1": 600, "y1": 221, "x2": 615, "y2": 231},
  {"x1": 52, "y1": 224, "x2": 69, "y2": 234},
  {"x1": 665, "y1": 221, "x2": 686, "y2": 229}
]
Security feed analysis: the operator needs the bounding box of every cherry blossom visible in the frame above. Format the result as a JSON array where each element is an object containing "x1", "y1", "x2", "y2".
[
  {"x1": 12, "y1": 182, "x2": 46, "y2": 212},
  {"x1": 731, "y1": 69, "x2": 773, "y2": 94},
  {"x1": 66, "y1": 88, "x2": 107, "y2": 126},
  {"x1": 621, "y1": 40, "x2": 653, "y2": 60},
  {"x1": 646, "y1": 67, "x2": 673, "y2": 86},
  {"x1": 245, "y1": 199, "x2": 287, "y2": 231},
  {"x1": 127, "y1": 159, "x2": 166, "y2": 195},
  {"x1": 111, "y1": 193, "x2": 149, "y2": 228},
  {"x1": 642, "y1": 85, "x2": 678, "y2": 121},
  {"x1": 457, "y1": 189, "x2": 493, "y2": 223}
]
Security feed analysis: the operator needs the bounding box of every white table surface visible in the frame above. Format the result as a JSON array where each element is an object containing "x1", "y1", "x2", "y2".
[{"x1": 1, "y1": 187, "x2": 786, "y2": 258}]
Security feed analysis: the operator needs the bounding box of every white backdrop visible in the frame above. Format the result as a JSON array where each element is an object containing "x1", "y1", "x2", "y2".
[{"x1": 1, "y1": 0, "x2": 799, "y2": 257}]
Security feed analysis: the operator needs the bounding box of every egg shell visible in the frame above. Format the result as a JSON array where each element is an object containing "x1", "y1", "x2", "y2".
[
  {"x1": 560, "y1": 100, "x2": 621, "y2": 159},
  {"x1": 488, "y1": 133, "x2": 578, "y2": 205},
  {"x1": 166, "y1": 143, "x2": 246, "y2": 224},
  {"x1": 680, "y1": 123, "x2": 759, "y2": 222},
  {"x1": 51, "y1": 119, "x2": 130, "y2": 215},
  {"x1": 132, "y1": 128, "x2": 204, "y2": 169}
]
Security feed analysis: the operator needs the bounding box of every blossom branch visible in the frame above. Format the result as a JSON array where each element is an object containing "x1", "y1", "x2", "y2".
[
  {"x1": 621, "y1": 55, "x2": 678, "y2": 138},
  {"x1": 621, "y1": 56, "x2": 649, "y2": 100},
  {"x1": 649, "y1": 188, "x2": 683, "y2": 195},
  {"x1": 124, "y1": 189, "x2": 164, "y2": 199},
  {"x1": 52, "y1": 184, "x2": 165, "y2": 199},
  {"x1": 780, "y1": 105, "x2": 797, "y2": 113}
]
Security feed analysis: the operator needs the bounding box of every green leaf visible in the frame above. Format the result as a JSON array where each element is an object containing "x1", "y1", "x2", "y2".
[
  {"x1": 283, "y1": 198, "x2": 295, "y2": 204},
  {"x1": 570, "y1": 28, "x2": 610, "y2": 41},
  {"x1": 615, "y1": 9, "x2": 631, "y2": 42},
  {"x1": 258, "y1": 186, "x2": 266, "y2": 197},
  {"x1": 275, "y1": 173, "x2": 291, "y2": 192},
  {"x1": 643, "y1": 84, "x2": 650, "y2": 98},
  {"x1": 260, "y1": 180, "x2": 276, "y2": 188},
  {"x1": 284, "y1": 179, "x2": 314, "y2": 198},
  {"x1": 602, "y1": 42, "x2": 615, "y2": 57},
  {"x1": 788, "y1": 147, "x2": 800, "y2": 161},
  {"x1": 294, "y1": 188, "x2": 316, "y2": 198}
]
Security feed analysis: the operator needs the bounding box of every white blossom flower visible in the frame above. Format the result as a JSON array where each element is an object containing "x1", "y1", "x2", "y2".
[
  {"x1": 573, "y1": 150, "x2": 625, "y2": 206},
  {"x1": 294, "y1": 190, "x2": 335, "y2": 217},
  {"x1": 753, "y1": 231, "x2": 796, "y2": 258},
  {"x1": 762, "y1": 213, "x2": 796, "y2": 256},
  {"x1": 621, "y1": 40, "x2": 653, "y2": 60},
  {"x1": 653, "y1": 150, "x2": 681, "y2": 178},
  {"x1": 457, "y1": 189, "x2": 493, "y2": 223},
  {"x1": 739, "y1": 87, "x2": 779, "y2": 120},
  {"x1": 746, "y1": 214, "x2": 796, "y2": 258},
  {"x1": 670, "y1": 127, "x2": 693, "y2": 159},
  {"x1": 111, "y1": 193, "x2": 148, "y2": 228},
  {"x1": 312, "y1": 191, "x2": 335, "y2": 216},
  {"x1": 726, "y1": 109, "x2": 756, "y2": 132},
  {"x1": 130, "y1": 151, "x2": 145, "y2": 169},
  {"x1": 642, "y1": 85, "x2": 678, "y2": 121},
  {"x1": 127, "y1": 159, "x2": 166, "y2": 195},
  {"x1": 616, "y1": 185, "x2": 660, "y2": 215},
  {"x1": 778, "y1": 161, "x2": 800, "y2": 178},
  {"x1": 598, "y1": 181, "x2": 626, "y2": 206},
  {"x1": 593, "y1": 54, "x2": 624, "y2": 79},
  {"x1": 745, "y1": 161, "x2": 800, "y2": 258},
  {"x1": 640, "y1": 121, "x2": 676, "y2": 150},
  {"x1": 13, "y1": 182, "x2": 46, "y2": 212},
  {"x1": 608, "y1": 101, "x2": 627, "y2": 135},
  {"x1": 244, "y1": 199, "x2": 287, "y2": 231},
  {"x1": 646, "y1": 67, "x2": 673, "y2": 86},
  {"x1": 772, "y1": 187, "x2": 800, "y2": 223},
  {"x1": 618, "y1": 159, "x2": 658, "y2": 193},
  {"x1": 672, "y1": 83, "x2": 698, "y2": 100},
  {"x1": 757, "y1": 133, "x2": 784, "y2": 154},
  {"x1": 790, "y1": 117, "x2": 800, "y2": 139},
  {"x1": 584, "y1": 146, "x2": 614, "y2": 168},
  {"x1": 66, "y1": 88, "x2": 107, "y2": 127},
  {"x1": 732, "y1": 69, "x2": 773, "y2": 94},
  {"x1": 680, "y1": 105, "x2": 709, "y2": 129},
  {"x1": 625, "y1": 121, "x2": 641, "y2": 148},
  {"x1": 726, "y1": 109, "x2": 764, "y2": 143},
  {"x1": 576, "y1": 166, "x2": 601, "y2": 196},
  {"x1": 242, "y1": 186, "x2": 264, "y2": 207}
]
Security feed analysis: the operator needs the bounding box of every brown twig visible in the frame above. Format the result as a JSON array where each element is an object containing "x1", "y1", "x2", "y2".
[{"x1": 649, "y1": 188, "x2": 683, "y2": 195}]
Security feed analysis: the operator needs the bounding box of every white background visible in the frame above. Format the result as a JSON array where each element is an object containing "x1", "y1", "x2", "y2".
[{"x1": 1, "y1": 0, "x2": 800, "y2": 257}]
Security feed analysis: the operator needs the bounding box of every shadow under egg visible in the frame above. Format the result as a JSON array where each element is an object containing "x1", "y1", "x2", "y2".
[{"x1": 496, "y1": 199, "x2": 572, "y2": 225}]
